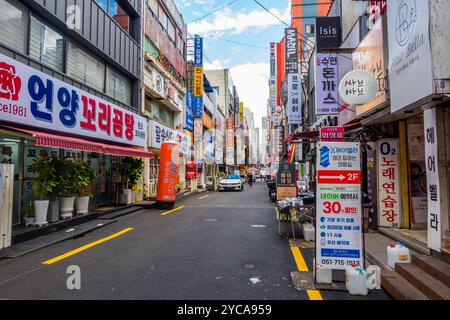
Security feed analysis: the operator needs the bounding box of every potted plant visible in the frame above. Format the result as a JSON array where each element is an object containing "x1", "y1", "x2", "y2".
[
  {"x1": 59, "y1": 158, "x2": 76, "y2": 219},
  {"x1": 31, "y1": 156, "x2": 57, "y2": 226},
  {"x1": 47, "y1": 158, "x2": 66, "y2": 223},
  {"x1": 71, "y1": 159, "x2": 96, "y2": 215},
  {"x1": 21, "y1": 202, "x2": 35, "y2": 227},
  {"x1": 116, "y1": 157, "x2": 144, "y2": 205}
]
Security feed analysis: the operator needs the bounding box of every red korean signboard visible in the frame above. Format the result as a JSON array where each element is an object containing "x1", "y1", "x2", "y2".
[{"x1": 320, "y1": 126, "x2": 345, "y2": 142}]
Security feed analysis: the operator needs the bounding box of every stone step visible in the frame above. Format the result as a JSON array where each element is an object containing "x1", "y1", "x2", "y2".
[
  {"x1": 395, "y1": 263, "x2": 450, "y2": 300},
  {"x1": 381, "y1": 270, "x2": 429, "y2": 300},
  {"x1": 412, "y1": 255, "x2": 450, "y2": 287}
]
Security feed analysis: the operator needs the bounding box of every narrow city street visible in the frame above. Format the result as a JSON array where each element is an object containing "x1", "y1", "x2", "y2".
[{"x1": 0, "y1": 183, "x2": 389, "y2": 300}]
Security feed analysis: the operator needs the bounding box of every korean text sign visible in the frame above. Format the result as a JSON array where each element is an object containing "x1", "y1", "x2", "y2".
[
  {"x1": 377, "y1": 139, "x2": 401, "y2": 228},
  {"x1": 287, "y1": 73, "x2": 301, "y2": 125},
  {"x1": 315, "y1": 53, "x2": 339, "y2": 115},
  {"x1": 316, "y1": 142, "x2": 363, "y2": 270},
  {"x1": 0, "y1": 53, "x2": 147, "y2": 147},
  {"x1": 185, "y1": 89, "x2": 194, "y2": 132}
]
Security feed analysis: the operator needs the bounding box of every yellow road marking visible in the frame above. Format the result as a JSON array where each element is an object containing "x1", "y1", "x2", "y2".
[
  {"x1": 42, "y1": 228, "x2": 134, "y2": 265},
  {"x1": 307, "y1": 290, "x2": 324, "y2": 300},
  {"x1": 290, "y1": 246, "x2": 309, "y2": 272},
  {"x1": 199, "y1": 195, "x2": 209, "y2": 200},
  {"x1": 161, "y1": 205, "x2": 185, "y2": 216}
]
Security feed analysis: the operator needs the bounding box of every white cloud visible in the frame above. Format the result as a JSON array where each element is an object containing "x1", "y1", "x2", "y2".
[
  {"x1": 230, "y1": 62, "x2": 269, "y2": 135},
  {"x1": 188, "y1": 4, "x2": 291, "y2": 35},
  {"x1": 204, "y1": 59, "x2": 224, "y2": 70}
]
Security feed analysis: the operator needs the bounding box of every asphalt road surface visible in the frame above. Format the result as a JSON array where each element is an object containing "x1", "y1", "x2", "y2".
[{"x1": 0, "y1": 182, "x2": 390, "y2": 300}]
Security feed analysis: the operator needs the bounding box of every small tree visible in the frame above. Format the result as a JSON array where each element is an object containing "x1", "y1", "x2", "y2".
[
  {"x1": 116, "y1": 157, "x2": 144, "y2": 190},
  {"x1": 31, "y1": 156, "x2": 58, "y2": 200},
  {"x1": 70, "y1": 159, "x2": 96, "y2": 197}
]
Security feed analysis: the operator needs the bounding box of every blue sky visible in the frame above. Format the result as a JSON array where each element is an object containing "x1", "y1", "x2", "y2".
[{"x1": 174, "y1": 0, "x2": 291, "y2": 129}]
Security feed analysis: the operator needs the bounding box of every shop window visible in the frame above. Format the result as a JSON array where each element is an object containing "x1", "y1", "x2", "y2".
[
  {"x1": 0, "y1": 0, "x2": 27, "y2": 53},
  {"x1": 67, "y1": 42, "x2": 105, "y2": 93},
  {"x1": 106, "y1": 67, "x2": 132, "y2": 105},
  {"x1": 29, "y1": 16, "x2": 64, "y2": 72}
]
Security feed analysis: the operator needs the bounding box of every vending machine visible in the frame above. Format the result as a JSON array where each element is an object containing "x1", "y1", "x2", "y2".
[{"x1": 0, "y1": 164, "x2": 14, "y2": 249}]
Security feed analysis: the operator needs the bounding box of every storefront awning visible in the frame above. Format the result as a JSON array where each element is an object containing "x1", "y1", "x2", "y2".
[{"x1": 0, "y1": 125, "x2": 154, "y2": 158}]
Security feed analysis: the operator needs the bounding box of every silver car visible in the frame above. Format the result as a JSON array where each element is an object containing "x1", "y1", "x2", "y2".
[{"x1": 218, "y1": 174, "x2": 244, "y2": 192}]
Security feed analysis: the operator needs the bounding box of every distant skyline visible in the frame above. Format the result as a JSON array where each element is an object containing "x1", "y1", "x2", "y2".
[{"x1": 175, "y1": 0, "x2": 291, "y2": 141}]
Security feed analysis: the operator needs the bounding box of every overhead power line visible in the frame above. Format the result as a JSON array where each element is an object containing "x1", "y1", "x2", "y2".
[
  {"x1": 252, "y1": 0, "x2": 352, "y2": 61},
  {"x1": 187, "y1": 0, "x2": 240, "y2": 24}
]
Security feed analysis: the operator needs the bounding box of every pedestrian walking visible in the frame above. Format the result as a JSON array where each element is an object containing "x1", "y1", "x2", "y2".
[{"x1": 247, "y1": 173, "x2": 253, "y2": 187}]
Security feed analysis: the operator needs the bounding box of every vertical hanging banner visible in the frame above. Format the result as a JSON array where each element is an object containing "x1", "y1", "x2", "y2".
[
  {"x1": 287, "y1": 73, "x2": 302, "y2": 124},
  {"x1": 315, "y1": 53, "x2": 339, "y2": 115},
  {"x1": 226, "y1": 119, "x2": 235, "y2": 165},
  {"x1": 239, "y1": 102, "x2": 244, "y2": 125},
  {"x1": 377, "y1": 139, "x2": 402, "y2": 228},
  {"x1": 285, "y1": 28, "x2": 299, "y2": 74},
  {"x1": 193, "y1": 37, "x2": 203, "y2": 118},
  {"x1": 185, "y1": 89, "x2": 194, "y2": 132},
  {"x1": 234, "y1": 96, "x2": 240, "y2": 128},
  {"x1": 316, "y1": 142, "x2": 363, "y2": 270},
  {"x1": 424, "y1": 109, "x2": 442, "y2": 252}
]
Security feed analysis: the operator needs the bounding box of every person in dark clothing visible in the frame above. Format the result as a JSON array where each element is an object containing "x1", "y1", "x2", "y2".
[{"x1": 247, "y1": 173, "x2": 253, "y2": 187}]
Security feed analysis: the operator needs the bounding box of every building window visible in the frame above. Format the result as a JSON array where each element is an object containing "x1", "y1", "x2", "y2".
[
  {"x1": 29, "y1": 16, "x2": 64, "y2": 72},
  {"x1": 96, "y1": 0, "x2": 130, "y2": 33},
  {"x1": 106, "y1": 67, "x2": 132, "y2": 105},
  {"x1": 148, "y1": 0, "x2": 158, "y2": 17},
  {"x1": 168, "y1": 21, "x2": 176, "y2": 43},
  {"x1": 305, "y1": 24, "x2": 315, "y2": 35},
  {"x1": 0, "y1": 0, "x2": 27, "y2": 53},
  {"x1": 158, "y1": 7, "x2": 168, "y2": 31},
  {"x1": 67, "y1": 42, "x2": 105, "y2": 92},
  {"x1": 213, "y1": 86, "x2": 220, "y2": 96}
]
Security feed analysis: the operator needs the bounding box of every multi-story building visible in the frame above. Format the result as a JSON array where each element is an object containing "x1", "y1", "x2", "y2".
[
  {"x1": 142, "y1": 0, "x2": 189, "y2": 198},
  {"x1": 0, "y1": 0, "x2": 150, "y2": 228}
]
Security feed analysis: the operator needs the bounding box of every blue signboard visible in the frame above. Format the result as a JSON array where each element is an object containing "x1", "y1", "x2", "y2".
[
  {"x1": 193, "y1": 96, "x2": 203, "y2": 118},
  {"x1": 185, "y1": 89, "x2": 194, "y2": 131},
  {"x1": 194, "y1": 37, "x2": 203, "y2": 67}
]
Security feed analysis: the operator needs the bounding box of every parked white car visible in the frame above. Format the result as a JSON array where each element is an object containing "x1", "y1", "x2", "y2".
[{"x1": 218, "y1": 174, "x2": 244, "y2": 192}]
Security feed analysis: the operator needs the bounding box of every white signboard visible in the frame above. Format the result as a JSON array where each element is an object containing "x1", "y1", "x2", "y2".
[
  {"x1": 388, "y1": 0, "x2": 433, "y2": 113},
  {"x1": 315, "y1": 53, "x2": 339, "y2": 115},
  {"x1": 150, "y1": 120, "x2": 187, "y2": 153},
  {"x1": 287, "y1": 73, "x2": 302, "y2": 124},
  {"x1": 339, "y1": 70, "x2": 378, "y2": 106},
  {"x1": 316, "y1": 142, "x2": 363, "y2": 270},
  {"x1": 424, "y1": 109, "x2": 442, "y2": 252},
  {"x1": 377, "y1": 139, "x2": 402, "y2": 228},
  {"x1": 0, "y1": 53, "x2": 147, "y2": 147},
  {"x1": 152, "y1": 68, "x2": 166, "y2": 98}
]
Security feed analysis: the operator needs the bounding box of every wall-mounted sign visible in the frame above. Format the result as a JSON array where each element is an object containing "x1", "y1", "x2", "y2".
[
  {"x1": 287, "y1": 73, "x2": 302, "y2": 124},
  {"x1": 202, "y1": 112, "x2": 215, "y2": 130},
  {"x1": 316, "y1": 142, "x2": 363, "y2": 270},
  {"x1": 194, "y1": 118, "x2": 203, "y2": 142},
  {"x1": 285, "y1": 28, "x2": 299, "y2": 74},
  {"x1": 194, "y1": 37, "x2": 203, "y2": 67},
  {"x1": 152, "y1": 68, "x2": 166, "y2": 98},
  {"x1": 315, "y1": 53, "x2": 339, "y2": 115},
  {"x1": 0, "y1": 53, "x2": 147, "y2": 147},
  {"x1": 424, "y1": 109, "x2": 442, "y2": 252},
  {"x1": 316, "y1": 16, "x2": 342, "y2": 53},
  {"x1": 150, "y1": 120, "x2": 187, "y2": 151},
  {"x1": 320, "y1": 126, "x2": 345, "y2": 142},
  {"x1": 352, "y1": 18, "x2": 387, "y2": 116},
  {"x1": 388, "y1": 0, "x2": 433, "y2": 113},
  {"x1": 185, "y1": 89, "x2": 194, "y2": 131},
  {"x1": 226, "y1": 118, "x2": 235, "y2": 165},
  {"x1": 377, "y1": 139, "x2": 401, "y2": 228},
  {"x1": 339, "y1": 70, "x2": 378, "y2": 106},
  {"x1": 193, "y1": 67, "x2": 204, "y2": 98}
]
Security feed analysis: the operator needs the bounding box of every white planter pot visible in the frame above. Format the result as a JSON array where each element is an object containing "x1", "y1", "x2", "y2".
[
  {"x1": 60, "y1": 197, "x2": 75, "y2": 219},
  {"x1": 34, "y1": 200, "x2": 49, "y2": 226},
  {"x1": 76, "y1": 196, "x2": 90, "y2": 215},
  {"x1": 119, "y1": 189, "x2": 133, "y2": 205},
  {"x1": 24, "y1": 217, "x2": 35, "y2": 227}
]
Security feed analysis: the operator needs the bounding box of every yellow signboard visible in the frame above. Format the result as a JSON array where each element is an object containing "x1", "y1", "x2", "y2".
[
  {"x1": 202, "y1": 112, "x2": 215, "y2": 129},
  {"x1": 240, "y1": 102, "x2": 244, "y2": 122},
  {"x1": 194, "y1": 67, "x2": 203, "y2": 97}
]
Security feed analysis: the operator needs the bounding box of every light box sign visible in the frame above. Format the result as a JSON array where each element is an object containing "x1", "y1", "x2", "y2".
[
  {"x1": 285, "y1": 28, "x2": 298, "y2": 74},
  {"x1": 287, "y1": 73, "x2": 301, "y2": 125},
  {"x1": 377, "y1": 139, "x2": 402, "y2": 228},
  {"x1": 316, "y1": 17, "x2": 342, "y2": 53},
  {"x1": 315, "y1": 53, "x2": 340, "y2": 115},
  {"x1": 0, "y1": 53, "x2": 147, "y2": 147},
  {"x1": 316, "y1": 142, "x2": 363, "y2": 270},
  {"x1": 339, "y1": 70, "x2": 378, "y2": 106},
  {"x1": 185, "y1": 89, "x2": 194, "y2": 132},
  {"x1": 320, "y1": 126, "x2": 344, "y2": 142}
]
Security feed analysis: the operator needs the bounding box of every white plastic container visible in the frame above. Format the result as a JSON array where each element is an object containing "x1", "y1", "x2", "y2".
[
  {"x1": 346, "y1": 266, "x2": 368, "y2": 296},
  {"x1": 313, "y1": 258, "x2": 332, "y2": 284},
  {"x1": 302, "y1": 223, "x2": 315, "y2": 242},
  {"x1": 387, "y1": 244, "x2": 411, "y2": 268}
]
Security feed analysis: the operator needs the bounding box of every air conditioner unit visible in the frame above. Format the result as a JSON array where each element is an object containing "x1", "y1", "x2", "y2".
[{"x1": 0, "y1": 164, "x2": 14, "y2": 249}]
